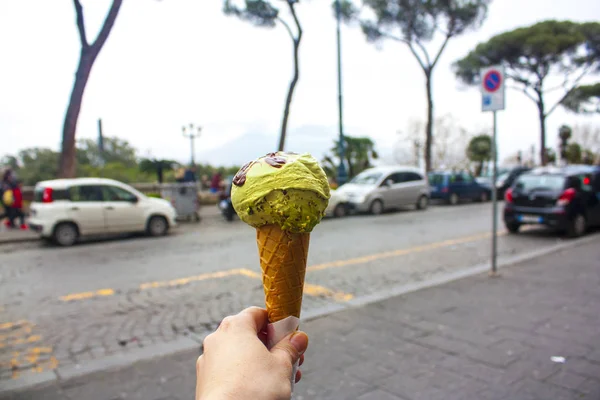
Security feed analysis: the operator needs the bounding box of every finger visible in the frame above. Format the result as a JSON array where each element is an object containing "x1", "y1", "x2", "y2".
[
  {"x1": 237, "y1": 306, "x2": 269, "y2": 333},
  {"x1": 219, "y1": 307, "x2": 268, "y2": 334},
  {"x1": 271, "y1": 331, "x2": 308, "y2": 367},
  {"x1": 299, "y1": 354, "x2": 305, "y2": 366},
  {"x1": 295, "y1": 369, "x2": 302, "y2": 383}
]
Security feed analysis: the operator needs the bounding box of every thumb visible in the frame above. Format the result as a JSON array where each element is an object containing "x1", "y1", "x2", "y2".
[{"x1": 270, "y1": 331, "x2": 309, "y2": 367}]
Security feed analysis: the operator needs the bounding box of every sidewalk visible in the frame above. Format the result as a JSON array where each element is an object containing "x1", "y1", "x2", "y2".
[{"x1": 3, "y1": 241, "x2": 599, "y2": 400}]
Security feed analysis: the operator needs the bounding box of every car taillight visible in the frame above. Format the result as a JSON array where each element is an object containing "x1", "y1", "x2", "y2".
[
  {"x1": 504, "y1": 188, "x2": 513, "y2": 203},
  {"x1": 441, "y1": 187, "x2": 449, "y2": 193},
  {"x1": 557, "y1": 188, "x2": 576, "y2": 207},
  {"x1": 42, "y1": 187, "x2": 53, "y2": 203}
]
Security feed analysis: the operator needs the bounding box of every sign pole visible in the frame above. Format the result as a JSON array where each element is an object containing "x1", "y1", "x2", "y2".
[
  {"x1": 480, "y1": 65, "x2": 504, "y2": 277},
  {"x1": 491, "y1": 110, "x2": 498, "y2": 276}
]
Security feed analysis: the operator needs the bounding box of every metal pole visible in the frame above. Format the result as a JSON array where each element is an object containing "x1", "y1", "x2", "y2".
[
  {"x1": 335, "y1": 0, "x2": 348, "y2": 185},
  {"x1": 190, "y1": 135, "x2": 195, "y2": 167},
  {"x1": 97, "y1": 118, "x2": 105, "y2": 166},
  {"x1": 491, "y1": 111, "x2": 498, "y2": 275},
  {"x1": 182, "y1": 124, "x2": 201, "y2": 168}
]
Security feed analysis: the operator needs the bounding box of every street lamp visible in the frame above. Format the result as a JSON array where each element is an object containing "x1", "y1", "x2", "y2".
[
  {"x1": 335, "y1": 0, "x2": 348, "y2": 185},
  {"x1": 182, "y1": 123, "x2": 201, "y2": 167}
]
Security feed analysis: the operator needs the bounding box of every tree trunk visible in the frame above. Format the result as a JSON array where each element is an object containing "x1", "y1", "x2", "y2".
[
  {"x1": 278, "y1": 3, "x2": 303, "y2": 152},
  {"x1": 537, "y1": 97, "x2": 547, "y2": 166},
  {"x1": 424, "y1": 73, "x2": 434, "y2": 172},
  {"x1": 58, "y1": 52, "x2": 94, "y2": 178}
]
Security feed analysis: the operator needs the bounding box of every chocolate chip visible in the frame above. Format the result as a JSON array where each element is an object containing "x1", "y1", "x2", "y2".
[{"x1": 233, "y1": 161, "x2": 254, "y2": 186}]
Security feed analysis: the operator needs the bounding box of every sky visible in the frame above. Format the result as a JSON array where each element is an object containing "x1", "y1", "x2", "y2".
[{"x1": 1, "y1": 0, "x2": 600, "y2": 168}]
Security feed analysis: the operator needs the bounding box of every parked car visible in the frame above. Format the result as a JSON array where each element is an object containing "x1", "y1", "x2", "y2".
[
  {"x1": 503, "y1": 165, "x2": 600, "y2": 237},
  {"x1": 494, "y1": 166, "x2": 531, "y2": 198},
  {"x1": 28, "y1": 178, "x2": 178, "y2": 246},
  {"x1": 324, "y1": 190, "x2": 350, "y2": 218},
  {"x1": 335, "y1": 166, "x2": 430, "y2": 215},
  {"x1": 429, "y1": 171, "x2": 491, "y2": 205}
]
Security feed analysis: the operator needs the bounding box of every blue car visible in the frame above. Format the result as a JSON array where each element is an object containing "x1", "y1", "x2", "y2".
[{"x1": 428, "y1": 171, "x2": 491, "y2": 205}]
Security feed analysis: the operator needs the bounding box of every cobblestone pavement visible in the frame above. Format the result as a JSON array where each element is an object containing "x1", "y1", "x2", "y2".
[
  {"x1": 0, "y1": 202, "x2": 587, "y2": 387},
  {"x1": 3, "y1": 233, "x2": 598, "y2": 399}
]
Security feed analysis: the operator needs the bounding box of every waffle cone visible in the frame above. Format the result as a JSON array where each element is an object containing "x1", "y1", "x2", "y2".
[{"x1": 256, "y1": 224, "x2": 310, "y2": 323}]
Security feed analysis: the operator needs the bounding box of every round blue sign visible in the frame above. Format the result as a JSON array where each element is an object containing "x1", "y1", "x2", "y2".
[{"x1": 483, "y1": 70, "x2": 502, "y2": 92}]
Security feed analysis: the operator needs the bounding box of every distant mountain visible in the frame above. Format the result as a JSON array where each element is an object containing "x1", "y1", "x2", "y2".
[{"x1": 198, "y1": 125, "x2": 338, "y2": 166}]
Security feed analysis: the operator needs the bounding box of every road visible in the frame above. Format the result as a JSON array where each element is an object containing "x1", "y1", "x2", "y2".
[{"x1": 0, "y1": 201, "x2": 571, "y2": 383}]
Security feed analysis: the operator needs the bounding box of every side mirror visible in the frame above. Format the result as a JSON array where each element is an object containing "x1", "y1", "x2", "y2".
[
  {"x1": 385, "y1": 179, "x2": 394, "y2": 187},
  {"x1": 129, "y1": 196, "x2": 139, "y2": 203}
]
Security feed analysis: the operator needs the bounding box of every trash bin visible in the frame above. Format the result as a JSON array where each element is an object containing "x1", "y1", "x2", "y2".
[{"x1": 160, "y1": 183, "x2": 201, "y2": 222}]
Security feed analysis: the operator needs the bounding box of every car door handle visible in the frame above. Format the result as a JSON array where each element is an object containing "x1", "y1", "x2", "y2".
[{"x1": 105, "y1": 206, "x2": 115, "y2": 210}]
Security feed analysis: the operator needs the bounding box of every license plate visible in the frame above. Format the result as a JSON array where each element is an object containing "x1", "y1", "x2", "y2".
[
  {"x1": 430, "y1": 186, "x2": 438, "y2": 192},
  {"x1": 518, "y1": 214, "x2": 542, "y2": 223}
]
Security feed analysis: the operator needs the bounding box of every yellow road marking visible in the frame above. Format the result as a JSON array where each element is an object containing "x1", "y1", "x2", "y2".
[
  {"x1": 140, "y1": 269, "x2": 246, "y2": 290},
  {"x1": 0, "y1": 320, "x2": 30, "y2": 331},
  {"x1": 57, "y1": 230, "x2": 508, "y2": 303},
  {"x1": 237, "y1": 269, "x2": 354, "y2": 301},
  {"x1": 307, "y1": 231, "x2": 506, "y2": 272},
  {"x1": 60, "y1": 288, "x2": 115, "y2": 302}
]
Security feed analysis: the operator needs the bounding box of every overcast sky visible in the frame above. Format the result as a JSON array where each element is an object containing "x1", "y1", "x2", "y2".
[{"x1": 1, "y1": 0, "x2": 600, "y2": 167}]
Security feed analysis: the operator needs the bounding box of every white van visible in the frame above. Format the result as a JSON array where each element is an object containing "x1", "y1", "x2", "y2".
[{"x1": 335, "y1": 166, "x2": 430, "y2": 214}]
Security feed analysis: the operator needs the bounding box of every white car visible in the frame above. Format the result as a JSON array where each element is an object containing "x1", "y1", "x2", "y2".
[
  {"x1": 324, "y1": 190, "x2": 350, "y2": 218},
  {"x1": 28, "y1": 178, "x2": 177, "y2": 246}
]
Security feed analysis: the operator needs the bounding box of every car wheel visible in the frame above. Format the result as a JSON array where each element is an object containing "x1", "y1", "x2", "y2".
[
  {"x1": 416, "y1": 195, "x2": 429, "y2": 210},
  {"x1": 369, "y1": 200, "x2": 384, "y2": 215},
  {"x1": 53, "y1": 223, "x2": 78, "y2": 246},
  {"x1": 479, "y1": 191, "x2": 489, "y2": 202},
  {"x1": 566, "y1": 213, "x2": 586, "y2": 238},
  {"x1": 448, "y1": 193, "x2": 459, "y2": 206},
  {"x1": 333, "y1": 203, "x2": 347, "y2": 218},
  {"x1": 147, "y1": 216, "x2": 169, "y2": 237},
  {"x1": 505, "y1": 222, "x2": 520, "y2": 234}
]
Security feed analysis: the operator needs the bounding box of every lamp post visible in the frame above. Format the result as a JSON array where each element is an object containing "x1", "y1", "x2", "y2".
[
  {"x1": 335, "y1": 0, "x2": 348, "y2": 185},
  {"x1": 182, "y1": 123, "x2": 201, "y2": 167}
]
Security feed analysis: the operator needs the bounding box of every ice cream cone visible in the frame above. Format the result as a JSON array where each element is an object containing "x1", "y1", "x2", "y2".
[{"x1": 256, "y1": 224, "x2": 310, "y2": 323}]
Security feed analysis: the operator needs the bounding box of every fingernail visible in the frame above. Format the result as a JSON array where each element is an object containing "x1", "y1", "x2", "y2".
[{"x1": 290, "y1": 331, "x2": 308, "y2": 354}]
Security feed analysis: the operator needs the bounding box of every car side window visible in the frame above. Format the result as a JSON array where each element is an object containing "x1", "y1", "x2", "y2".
[
  {"x1": 405, "y1": 172, "x2": 423, "y2": 182},
  {"x1": 461, "y1": 172, "x2": 474, "y2": 183},
  {"x1": 452, "y1": 174, "x2": 463, "y2": 183},
  {"x1": 102, "y1": 186, "x2": 137, "y2": 202},
  {"x1": 578, "y1": 174, "x2": 593, "y2": 192},
  {"x1": 69, "y1": 185, "x2": 103, "y2": 202},
  {"x1": 593, "y1": 173, "x2": 600, "y2": 192}
]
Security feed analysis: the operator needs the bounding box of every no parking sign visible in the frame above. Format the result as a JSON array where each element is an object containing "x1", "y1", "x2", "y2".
[{"x1": 481, "y1": 65, "x2": 505, "y2": 112}]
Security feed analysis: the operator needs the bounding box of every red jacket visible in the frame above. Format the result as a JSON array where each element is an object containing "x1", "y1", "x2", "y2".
[{"x1": 13, "y1": 187, "x2": 23, "y2": 209}]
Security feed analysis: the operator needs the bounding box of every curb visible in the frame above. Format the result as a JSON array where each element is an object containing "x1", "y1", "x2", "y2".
[
  {"x1": 1, "y1": 232, "x2": 597, "y2": 395},
  {"x1": 0, "y1": 235, "x2": 40, "y2": 245}
]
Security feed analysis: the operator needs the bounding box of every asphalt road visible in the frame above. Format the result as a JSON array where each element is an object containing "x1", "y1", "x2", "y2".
[{"x1": 0, "y1": 201, "x2": 575, "y2": 383}]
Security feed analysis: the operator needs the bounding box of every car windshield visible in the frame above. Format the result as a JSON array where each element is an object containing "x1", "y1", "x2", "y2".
[
  {"x1": 496, "y1": 172, "x2": 510, "y2": 182},
  {"x1": 349, "y1": 172, "x2": 382, "y2": 185},
  {"x1": 515, "y1": 175, "x2": 565, "y2": 192},
  {"x1": 428, "y1": 173, "x2": 446, "y2": 185}
]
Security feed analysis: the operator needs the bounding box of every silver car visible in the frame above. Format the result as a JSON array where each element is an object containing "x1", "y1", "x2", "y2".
[{"x1": 336, "y1": 166, "x2": 430, "y2": 215}]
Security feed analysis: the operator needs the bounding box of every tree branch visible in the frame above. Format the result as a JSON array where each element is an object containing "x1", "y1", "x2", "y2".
[
  {"x1": 545, "y1": 64, "x2": 593, "y2": 117},
  {"x1": 287, "y1": 0, "x2": 302, "y2": 44},
  {"x1": 277, "y1": 16, "x2": 295, "y2": 41},
  {"x1": 384, "y1": 33, "x2": 427, "y2": 73},
  {"x1": 431, "y1": 33, "x2": 452, "y2": 69},
  {"x1": 413, "y1": 38, "x2": 431, "y2": 67},
  {"x1": 507, "y1": 84, "x2": 538, "y2": 103},
  {"x1": 90, "y1": 0, "x2": 123, "y2": 53},
  {"x1": 73, "y1": 0, "x2": 89, "y2": 49}
]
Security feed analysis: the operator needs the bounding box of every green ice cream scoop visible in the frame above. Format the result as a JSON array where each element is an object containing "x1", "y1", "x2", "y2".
[{"x1": 231, "y1": 152, "x2": 331, "y2": 233}]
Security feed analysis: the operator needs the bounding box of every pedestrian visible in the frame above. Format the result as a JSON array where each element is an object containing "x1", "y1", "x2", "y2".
[
  {"x1": 210, "y1": 172, "x2": 222, "y2": 193},
  {"x1": 10, "y1": 180, "x2": 26, "y2": 230},
  {"x1": 183, "y1": 165, "x2": 198, "y2": 183},
  {"x1": 1, "y1": 169, "x2": 16, "y2": 228},
  {"x1": 195, "y1": 307, "x2": 308, "y2": 400}
]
